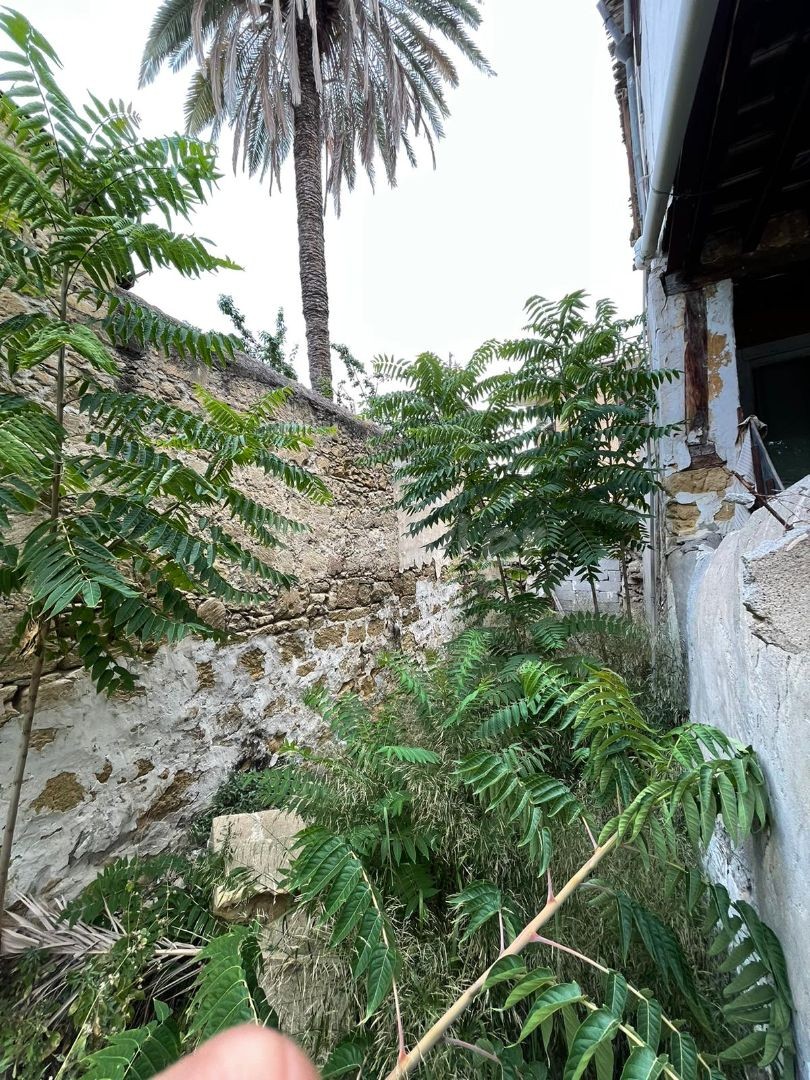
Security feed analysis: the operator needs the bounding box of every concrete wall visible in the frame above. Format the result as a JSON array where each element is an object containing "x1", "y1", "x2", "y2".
[
  {"x1": 0, "y1": 288, "x2": 458, "y2": 898},
  {"x1": 554, "y1": 558, "x2": 640, "y2": 617},
  {"x1": 688, "y1": 479, "x2": 810, "y2": 1069}
]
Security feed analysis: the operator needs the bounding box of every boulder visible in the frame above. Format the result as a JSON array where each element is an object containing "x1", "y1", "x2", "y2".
[{"x1": 210, "y1": 809, "x2": 304, "y2": 922}]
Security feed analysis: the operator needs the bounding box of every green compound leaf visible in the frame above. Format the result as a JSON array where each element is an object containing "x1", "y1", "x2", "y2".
[
  {"x1": 562, "y1": 1007, "x2": 621, "y2": 1080},
  {"x1": 516, "y1": 982, "x2": 584, "y2": 1043}
]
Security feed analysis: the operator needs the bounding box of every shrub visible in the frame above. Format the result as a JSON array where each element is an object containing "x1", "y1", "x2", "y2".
[
  {"x1": 193, "y1": 630, "x2": 790, "y2": 1079},
  {"x1": 367, "y1": 294, "x2": 679, "y2": 624},
  {"x1": 0, "y1": 854, "x2": 270, "y2": 1077}
]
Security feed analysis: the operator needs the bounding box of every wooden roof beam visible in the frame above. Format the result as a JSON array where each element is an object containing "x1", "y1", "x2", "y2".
[{"x1": 743, "y1": 27, "x2": 810, "y2": 251}]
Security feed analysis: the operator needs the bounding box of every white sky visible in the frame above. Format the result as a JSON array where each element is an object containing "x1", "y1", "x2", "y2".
[{"x1": 19, "y1": 0, "x2": 640, "y2": 384}]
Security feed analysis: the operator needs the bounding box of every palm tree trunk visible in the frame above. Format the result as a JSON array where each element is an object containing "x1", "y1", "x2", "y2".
[{"x1": 293, "y1": 17, "x2": 332, "y2": 398}]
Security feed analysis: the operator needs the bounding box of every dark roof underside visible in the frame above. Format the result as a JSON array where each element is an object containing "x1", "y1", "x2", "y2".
[{"x1": 664, "y1": 0, "x2": 810, "y2": 285}]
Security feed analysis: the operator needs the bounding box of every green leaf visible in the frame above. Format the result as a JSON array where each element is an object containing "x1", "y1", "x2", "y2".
[
  {"x1": 484, "y1": 955, "x2": 526, "y2": 989},
  {"x1": 503, "y1": 968, "x2": 556, "y2": 1009},
  {"x1": 516, "y1": 983, "x2": 584, "y2": 1043},
  {"x1": 363, "y1": 941, "x2": 397, "y2": 1019},
  {"x1": 562, "y1": 1007, "x2": 620, "y2": 1080},
  {"x1": 680, "y1": 790, "x2": 701, "y2": 849},
  {"x1": 321, "y1": 1039, "x2": 366, "y2": 1078},
  {"x1": 620, "y1": 1046, "x2": 667, "y2": 1080},
  {"x1": 80, "y1": 1015, "x2": 181, "y2": 1079},
  {"x1": 722, "y1": 961, "x2": 768, "y2": 998},
  {"x1": 594, "y1": 1038, "x2": 615, "y2": 1080},
  {"x1": 717, "y1": 1029, "x2": 767, "y2": 1063},
  {"x1": 635, "y1": 997, "x2": 662, "y2": 1053},
  {"x1": 186, "y1": 926, "x2": 274, "y2": 1042},
  {"x1": 669, "y1": 1030, "x2": 698, "y2": 1080},
  {"x1": 374, "y1": 745, "x2": 441, "y2": 765},
  {"x1": 715, "y1": 771, "x2": 740, "y2": 843},
  {"x1": 448, "y1": 881, "x2": 505, "y2": 942},
  {"x1": 604, "y1": 971, "x2": 628, "y2": 1017}
]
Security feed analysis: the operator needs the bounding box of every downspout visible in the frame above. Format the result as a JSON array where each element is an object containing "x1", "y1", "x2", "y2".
[{"x1": 634, "y1": 0, "x2": 720, "y2": 265}]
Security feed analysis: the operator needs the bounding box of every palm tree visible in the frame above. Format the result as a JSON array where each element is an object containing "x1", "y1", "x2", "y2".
[{"x1": 141, "y1": 0, "x2": 490, "y2": 398}]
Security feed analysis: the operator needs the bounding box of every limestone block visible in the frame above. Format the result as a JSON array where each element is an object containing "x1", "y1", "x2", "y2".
[
  {"x1": 260, "y1": 909, "x2": 350, "y2": 1045},
  {"x1": 210, "y1": 809, "x2": 305, "y2": 922}
]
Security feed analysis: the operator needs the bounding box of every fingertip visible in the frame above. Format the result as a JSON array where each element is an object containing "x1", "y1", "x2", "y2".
[{"x1": 157, "y1": 1024, "x2": 319, "y2": 1079}]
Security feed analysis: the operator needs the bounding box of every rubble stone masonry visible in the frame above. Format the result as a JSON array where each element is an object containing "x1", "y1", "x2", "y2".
[{"x1": 0, "y1": 288, "x2": 458, "y2": 897}]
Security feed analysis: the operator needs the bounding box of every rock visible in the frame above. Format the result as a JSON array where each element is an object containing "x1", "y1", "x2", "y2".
[
  {"x1": 29, "y1": 772, "x2": 87, "y2": 813},
  {"x1": 239, "y1": 647, "x2": 267, "y2": 680},
  {"x1": 196, "y1": 660, "x2": 216, "y2": 689},
  {"x1": 259, "y1": 908, "x2": 350, "y2": 1048},
  {"x1": 312, "y1": 625, "x2": 344, "y2": 649},
  {"x1": 197, "y1": 598, "x2": 229, "y2": 630},
  {"x1": 210, "y1": 809, "x2": 305, "y2": 923}
]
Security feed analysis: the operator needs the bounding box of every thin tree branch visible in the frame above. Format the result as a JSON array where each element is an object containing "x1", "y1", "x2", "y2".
[{"x1": 384, "y1": 835, "x2": 618, "y2": 1079}]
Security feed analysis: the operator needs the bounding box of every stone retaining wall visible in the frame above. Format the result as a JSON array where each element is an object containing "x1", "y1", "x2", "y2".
[{"x1": 0, "y1": 289, "x2": 458, "y2": 898}]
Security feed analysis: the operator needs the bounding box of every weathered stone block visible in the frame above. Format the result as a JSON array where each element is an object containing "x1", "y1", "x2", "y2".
[
  {"x1": 312, "y1": 625, "x2": 344, "y2": 649},
  {"x1": 210, "y1": 809, "x2": 305, "y2": 922}
]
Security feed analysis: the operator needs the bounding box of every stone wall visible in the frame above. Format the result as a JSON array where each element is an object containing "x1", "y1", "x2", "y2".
[
  {"x1": 644, "y1": 272, "x2": 748, "y2": 640},
  {"x1": 688, "y1": 478, "x2": 810, "y2": 1068},
  {"x1": 553, "y1": 557, "x2": 642, "y2": 617},
  {"x1": 0, "y1": 289, "x2": 458, "y2": 898}
]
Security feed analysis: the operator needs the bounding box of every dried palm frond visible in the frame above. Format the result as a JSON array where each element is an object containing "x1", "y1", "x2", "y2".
[
  {"x1": 1, "y1": 893, "x2": 122, "y2": 959},
  {"x1": 2, "y1": 893, "x2": 204, "y2": 1017}
]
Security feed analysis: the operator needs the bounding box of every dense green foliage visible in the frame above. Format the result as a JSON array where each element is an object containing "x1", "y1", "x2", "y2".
[
  {"x1": 369, "y1": 294, "x2": 677, "y2": 620},
  {"x1": 2, "y1": 628, "x2": 792, "y2": 1079},
  {"x1": 0, "y1": 15, "x2": 795, "y2": 1080},
  {"x1": 0, "y1": 8, "x2": 327, "y2": 690},
  {"x1": 170, "y1": 628, "x2": 789, "y2": 1080},
  {"x1": 0, "y1": 10, "x2": 327, "y2": 922},
  {"x1": 0, "y1": 855, "x2": 272, "y2": 1077},
  {"x1": 218, "y1": 293, "x2": 298, "y2": 380}
]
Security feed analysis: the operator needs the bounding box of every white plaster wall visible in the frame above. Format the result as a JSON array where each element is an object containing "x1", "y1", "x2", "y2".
[
  {"x1": 0, "y1": 574, "x2": 457, "y2": 899},
  {"x1": 689, "y1": 478, "x2": 810, "y2": 1070},
  {"x1": 704, "y1": 280, "x2": 741, "y2": 467},
  {"x1": 646, "y1": 267, "x2": 691, "y2": 471}
]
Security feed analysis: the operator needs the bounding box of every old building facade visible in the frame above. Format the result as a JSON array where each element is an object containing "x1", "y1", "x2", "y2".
[{"x1": 603, "y1": 0, "x2": 810, "y2": 1064}]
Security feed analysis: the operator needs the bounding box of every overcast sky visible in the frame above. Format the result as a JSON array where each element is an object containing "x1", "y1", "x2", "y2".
[{"x1": 21, "y1": 0, "x2": 640, "y2": 384}]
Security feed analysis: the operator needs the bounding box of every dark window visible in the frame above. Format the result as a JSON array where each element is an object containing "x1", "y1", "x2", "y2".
[{"x1": 734, "y1": 271, "x2": 810, "y2": 487}]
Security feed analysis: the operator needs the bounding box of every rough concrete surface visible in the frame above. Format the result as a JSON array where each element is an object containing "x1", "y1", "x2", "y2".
[{"x1": 689, "y1": 478, "x2": 810, "y2": 1067}]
